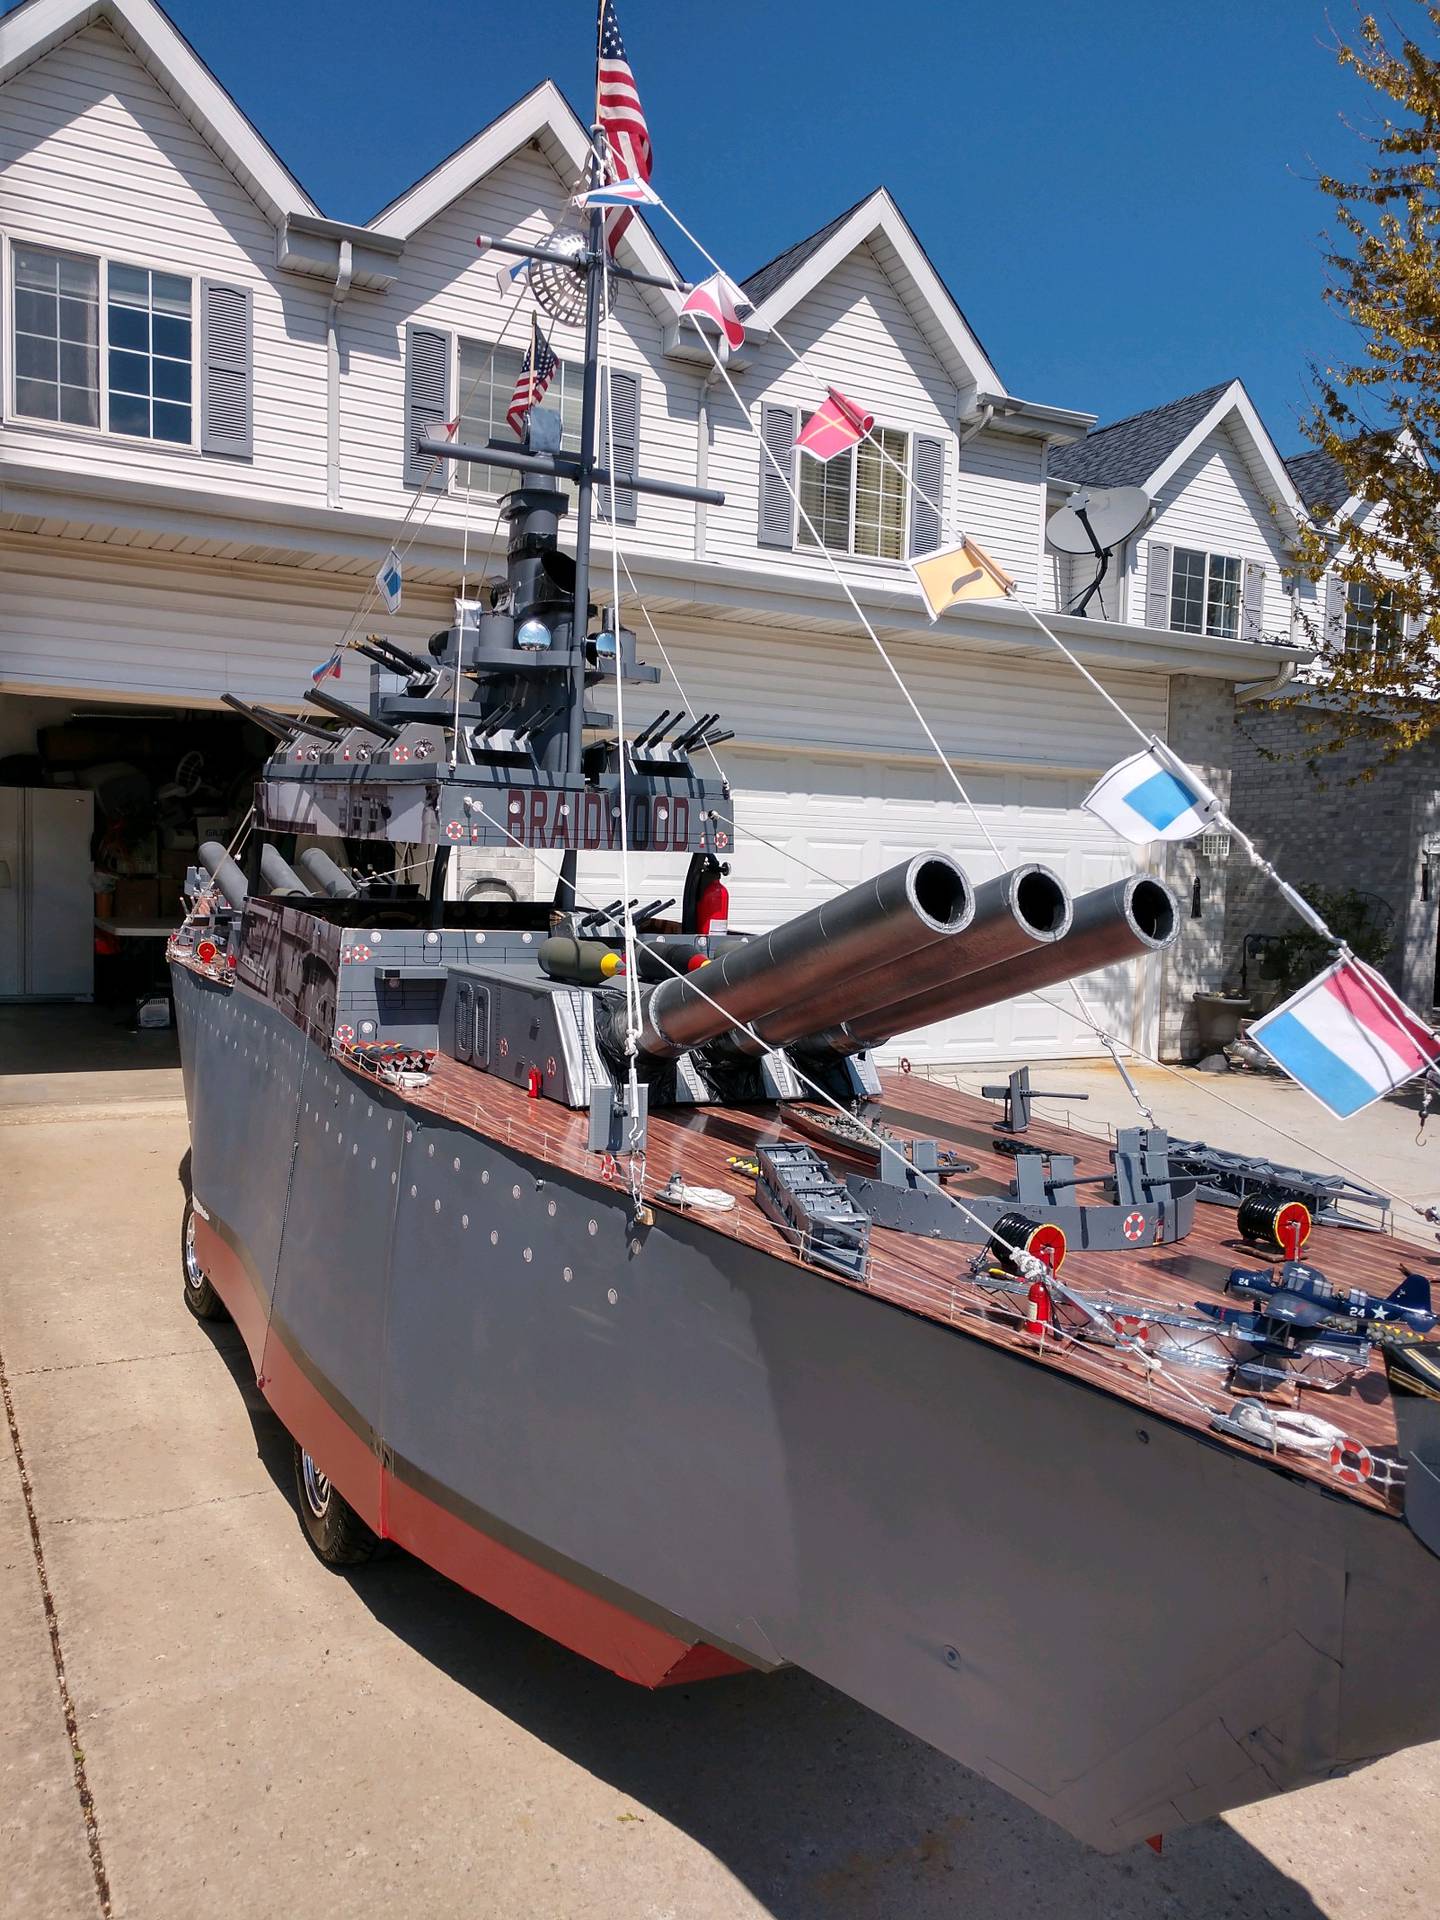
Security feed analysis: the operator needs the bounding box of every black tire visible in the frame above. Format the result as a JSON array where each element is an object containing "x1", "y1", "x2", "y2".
[
  {"x1": 180, "y1": 1197, "x2": 227, "y2": 1322},
  {"x1": 292, "y1": 1441, "x2": 381, "y2": 1567}
]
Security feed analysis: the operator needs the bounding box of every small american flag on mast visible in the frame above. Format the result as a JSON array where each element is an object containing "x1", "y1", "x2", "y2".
[
  {"x1": 597, "y1": 0, "x2": 652, "y2": 249},
  {"x1": 506, "y1": 319, "x2": 559, "y2": 438}
]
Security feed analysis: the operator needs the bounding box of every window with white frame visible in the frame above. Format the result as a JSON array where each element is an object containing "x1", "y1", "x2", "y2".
[
  {"x1": 10, "y1": 242, "x2": 194, "y2": 444},
  {"x1": 798, "y1": 425, "x2": 909, "y2": 560},
  {"x1": 1343, "y1": 580, "x2": 1400, "y2": 660},
  {"x1": 455, "y1": 337, "x2": 582, "y2": 495},
  {"x1": 1170, "y1": 547, "x2": 1241, "y2": 639}
]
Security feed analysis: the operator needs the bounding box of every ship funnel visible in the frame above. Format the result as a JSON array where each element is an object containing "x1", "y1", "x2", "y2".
[
  {"x1": 807, "y1": 873, "x2": 1179, "y2": 1054},
  {"x1": 619, "y1": 852, "x2": 972, "y2": 1060},
  {"x1": 727, "y1": 861, "x2": 1070, "y2": 1057},
  {"x1": 198, "y1": 840, "x2": 248, "y2": 910}
]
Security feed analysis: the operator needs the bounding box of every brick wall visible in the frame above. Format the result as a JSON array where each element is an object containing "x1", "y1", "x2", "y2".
[
  {"x1": 1158, "y1": 675, "x2": 1237, "y2": 1058},
  {"x1": 1224, "y1": 699, "x2": 1440, "y2": 1014}
]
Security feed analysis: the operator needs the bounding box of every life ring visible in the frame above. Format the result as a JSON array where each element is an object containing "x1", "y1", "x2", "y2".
[
  {"x1": 1329, "y1": 1437, "x2": 1373, "y2": 1486},
  {"x1": 1121, "y1": 1209, "x2": 1147, "y2": 1243},
  {"x1": 445, "y1": 820, "x2": 465, "y2": 841},
  {"x1": 336, "y1": 1023, "x2": 355, "y2": 1044}
]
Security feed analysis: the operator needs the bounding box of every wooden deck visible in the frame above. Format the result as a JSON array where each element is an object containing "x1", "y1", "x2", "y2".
[{"x1": 387, "y1": 1045, "x2": 1440, "y2": 1521}]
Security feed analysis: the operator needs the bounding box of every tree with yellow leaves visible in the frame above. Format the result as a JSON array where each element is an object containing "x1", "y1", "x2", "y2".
[{"x1": 1294, "y1": 3, "x2": 1440, "y2": 767}]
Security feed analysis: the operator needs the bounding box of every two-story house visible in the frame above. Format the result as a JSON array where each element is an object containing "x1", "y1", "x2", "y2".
[{"x1": 0, "y1": 0, "x2": 1300, "y2": 1063}]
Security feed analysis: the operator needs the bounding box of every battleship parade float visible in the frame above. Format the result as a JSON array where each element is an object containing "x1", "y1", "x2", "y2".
[{"x1": 169, "y1": 2, "x2": 1440, "y2": 1858}]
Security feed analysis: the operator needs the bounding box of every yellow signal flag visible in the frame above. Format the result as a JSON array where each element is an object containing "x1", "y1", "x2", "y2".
[{"x1": 910, "y1": 536, "x2": 1016, "y2": 621}]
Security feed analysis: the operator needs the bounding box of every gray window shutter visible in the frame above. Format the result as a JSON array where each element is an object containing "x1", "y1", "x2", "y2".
[
  {"x1": 758, "y1": 403, "x2": 796, "y2": 548},
  {"x1": 909, "y1": 435, "x2": 945, "y2": 556},
  {"x1": 1145, "y1": 542, "x2": 1172, "y2": 629},
  {"x1": 1323, "y1": 573, "x2": 1346, "y2": 648},
  {"x1": 597, "y1": 370, "x2": 638, "y2": 525},
  {"x1": 1241, "y1": 560, "x2": 1266, "y2": 641},
  {"x1": 200, "y1": 282, "x2": 252, "y2": 458},
  {"x1": 404, "y1": 324, "x2": 451, "y2": 489}
]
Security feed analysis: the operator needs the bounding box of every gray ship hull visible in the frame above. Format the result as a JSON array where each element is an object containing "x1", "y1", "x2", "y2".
[{"x1": 174, "y1": 962, "x2": 1440, "y2": 1851}]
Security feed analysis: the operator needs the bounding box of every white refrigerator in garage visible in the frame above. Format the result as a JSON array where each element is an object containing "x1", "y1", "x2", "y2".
[{"x1": 0, "y1": 789, "x2": 94, "y2": 1001}]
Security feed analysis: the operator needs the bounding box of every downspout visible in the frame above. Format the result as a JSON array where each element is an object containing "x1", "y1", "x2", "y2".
[
  {"x1": 694, "y1": 361, "x2": 722, "y2": 561},
  {"x1": 958, "y1": 400, "x2": 994, "y2": 449},
  {"x1": 326, "y1": 240, "x2": 354, "y2": 511},
  {"x1": 1235, "y1": 660, "x2": 1296, "y2": 704}
]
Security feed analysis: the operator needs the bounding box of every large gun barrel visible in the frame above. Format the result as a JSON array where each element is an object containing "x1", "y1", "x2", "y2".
[
  {"x1": 730, "y1": 862, "x2": 1070, "y2": 1057},
  {"x1": 803, "y1": 873, "x2": 1179, "y2": 1055},
  {"x1": 620, "y1": 852, "x2": 972, "y2": 1059},
  {"x1": 198, "y1": 840, "x2": 248, "y2": 910}
]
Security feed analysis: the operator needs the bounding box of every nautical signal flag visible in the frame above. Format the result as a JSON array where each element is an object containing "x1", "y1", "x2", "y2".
[
  {"x1": 575, "y1": 179, "x2": 659, "y2": 208},
  {"x1": 796, "y1": 388, "x2": 874, "y2": 463},
  {"x1": 311, "y1": 648, "x2": 343, "y2": 684},
  {"x1": 910, "y1": 536, "x2": 1016, "y2": 620},
  {"x1": 375, "y1": 548, "x2": 403, "y2": 615},
  {"x1": 1249, "y1": 956, "x2": 1440, "y2": 1120},
  {"x1": 1082, "y1": 742, "x2": 1223, "y2": 844},
  {"x1": 680, "y1": 273, "x2": 747, "y2": 351}
]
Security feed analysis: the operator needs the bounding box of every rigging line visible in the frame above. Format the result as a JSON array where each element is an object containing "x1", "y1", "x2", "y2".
[
  {"x1": 599, "y1": 245, "x2": 646, "y2": 1161},
  {"x1": 458, "y1": 792, "x2": 1222, "y2": 1411},
  {"x1": 668, "y1": 307, "x2": 1007, "y2": 867},
  {"x1": 613, "y1": 548, "x2": 730, "y2": 788},
  {"x1": 648, "y1": 204, "x2": 1158, "y2": 1122},
  {"x1": 324, "y1": 291, "x2": 533, "y2": 662}
]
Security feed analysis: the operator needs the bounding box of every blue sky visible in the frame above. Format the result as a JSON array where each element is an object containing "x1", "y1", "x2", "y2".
[{"x1": 7, "y1": 0, "x2": 1380, "y2": 450}]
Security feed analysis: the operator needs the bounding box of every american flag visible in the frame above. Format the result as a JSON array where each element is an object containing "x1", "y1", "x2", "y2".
[
  {"x1": 597, "y1": 0, "x2": 652, "y2": 248},
  {"x1": 506, "y1": 322, "x2": 559, "y2": 438}
]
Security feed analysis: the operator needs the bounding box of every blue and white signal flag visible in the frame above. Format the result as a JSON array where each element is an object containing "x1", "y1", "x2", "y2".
[
  {"x1": 375, "y1": 548, "x2": 403, "y2": 615},
  {"x1": 1083, "y1": 741, "x2": 1222, "y2": 844}
]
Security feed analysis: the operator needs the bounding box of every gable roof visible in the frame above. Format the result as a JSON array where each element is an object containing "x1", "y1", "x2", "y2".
[
  {"x1": 739, "y1": 187, "x2": 1003, "y2": 396},
  {"x1": 1285, "y1": 447, "x2": 1350, "y2": 517},
  {"x1": 1050, "y1": 377, "x2": 1307, "y2": 529},
  {"x1": 742, "y1": 196, "x2": 872, "y2": 309},
  {"x1": 364, "y1": 80, "x2": 682, "y2": 297},
  {"x1": 0, "y1": 0, "x2": 320, "y2": 223},
  {"x1": 1048, "y1": 382, "x2": 1233, "y2": 487}
]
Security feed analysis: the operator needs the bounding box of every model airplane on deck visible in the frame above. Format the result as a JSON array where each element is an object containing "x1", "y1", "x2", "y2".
[{"x1": 1225, "y1": 1261, "x2": 1436, "y2": 1337}]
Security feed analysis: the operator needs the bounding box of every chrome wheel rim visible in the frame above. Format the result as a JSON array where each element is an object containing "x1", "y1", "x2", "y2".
[
  {"x1": 300, "y1": 1451, "x2": 331, "y2": 1519},
  {"x1": 183, "y1": 1210, "x2": 208, "y2": 1292}
]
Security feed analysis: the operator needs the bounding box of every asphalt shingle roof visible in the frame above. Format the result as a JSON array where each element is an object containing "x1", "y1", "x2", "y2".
[
  {"x1": 1048, "y1": 381, "x2": 1234, "y2": 487},
  {"x1": 741, "y1": 195, "x2": 875, "y2": 308},
  {"x1": 1285, "y1": 447, "x2": 1350, "y2": 515}
]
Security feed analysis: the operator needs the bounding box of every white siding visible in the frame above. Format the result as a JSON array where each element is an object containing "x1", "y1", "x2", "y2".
[
  {"x1": 0, "y1": 539, "x2": 454, "y2": 708},
  {"x1": 337, "y1": 145, "x2": 704, "y2": 563},
  {"x1": 0, "y1": 23, "x2": 330, "y2": 505},
  {"x1": 1135, "y1": 426, "x2": 1294, "y2": 638},
  {"x1": 952, "y1": 428, "x2": 1045, "y2": 602},
  {"x1": 704, "y1": 243, "x2": 959, "y2": 588}
]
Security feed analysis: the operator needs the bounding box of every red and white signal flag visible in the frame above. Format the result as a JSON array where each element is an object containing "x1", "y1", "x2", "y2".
[
  {"x1": 795, "y1": 388, "x2": 874, "y2": 462},
  {"x1": 680, "y1": 273, "x2": 748, "y2": 351}
]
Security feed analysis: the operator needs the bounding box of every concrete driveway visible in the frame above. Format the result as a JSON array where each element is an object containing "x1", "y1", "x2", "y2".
[{"x1": 3, "y1": 1024, "x2": 1439, "y2": 1918}]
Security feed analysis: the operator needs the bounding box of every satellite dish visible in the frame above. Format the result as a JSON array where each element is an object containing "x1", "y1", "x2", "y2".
[{"x1": 1046, "y1": 485, "x2": 1150, "y2": 556}]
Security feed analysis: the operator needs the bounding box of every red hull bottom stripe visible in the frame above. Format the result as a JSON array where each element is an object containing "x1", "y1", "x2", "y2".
[
  {"x1": 193, "y1": 1213, "x2": 269, "y2": 1372},
  {"x1": 192, "y1": 1209, "x2": 751, "y2": 1690}
]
